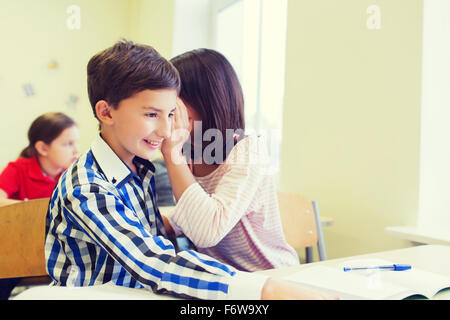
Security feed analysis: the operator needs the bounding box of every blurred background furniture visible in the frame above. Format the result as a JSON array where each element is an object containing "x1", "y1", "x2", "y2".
[{"x1": 277, "y1": 192, "x2": 328, "y2": 263}]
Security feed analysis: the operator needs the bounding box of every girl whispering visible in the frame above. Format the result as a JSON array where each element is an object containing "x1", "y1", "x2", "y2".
[{"x1": 161, "y1": 49, "x2": 299, "y2": 272}]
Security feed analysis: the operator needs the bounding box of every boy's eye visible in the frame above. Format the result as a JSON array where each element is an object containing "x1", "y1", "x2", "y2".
[{"x1": 146, "y1": 113, "x2": 158, "y2": 118}]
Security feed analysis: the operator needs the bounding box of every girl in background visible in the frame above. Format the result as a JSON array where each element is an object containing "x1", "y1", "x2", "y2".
[
  {"x1": 161, "y1": 49, "x2": 299, "y2": 272},
  {"x1": 0, "y1": 112, "x2": 79, "y2": 205}
]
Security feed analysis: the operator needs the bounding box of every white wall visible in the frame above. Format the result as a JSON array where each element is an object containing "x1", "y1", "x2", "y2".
[{"x1": 281, "y1": 0, "x2": 422, "y2": 258}]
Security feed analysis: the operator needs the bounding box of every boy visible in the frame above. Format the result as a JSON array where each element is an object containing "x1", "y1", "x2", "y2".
[{"x1": 44, "y1": 40, "x2": 332, "y2": 300}]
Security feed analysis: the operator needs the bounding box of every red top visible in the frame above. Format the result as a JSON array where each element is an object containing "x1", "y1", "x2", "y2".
[{"x1": 0, "y1": 157, "x2": 62, "y2": 200}]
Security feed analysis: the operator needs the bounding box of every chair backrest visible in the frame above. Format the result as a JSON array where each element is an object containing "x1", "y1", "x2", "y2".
[
  {"x1": 0, "y1": 198, "x2": 50, "y2": 279},
  {"x1": 277, "y1": 192, "x2": 319, "y2": 249}
]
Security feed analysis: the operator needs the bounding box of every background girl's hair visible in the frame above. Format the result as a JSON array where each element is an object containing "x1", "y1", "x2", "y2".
[
  {"x1": 19, "y1": 112, "x2": 76, "y2": 158},
  {"x1": 170, "y1": 48, "x2": 245, "y2": 162}
]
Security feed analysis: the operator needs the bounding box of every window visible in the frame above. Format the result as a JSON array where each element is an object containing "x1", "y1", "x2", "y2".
[
  {"x1": 213, "y1": 0, "x2": 288, "y2": 179},
  {"x1": 172, "y1": 0, "x2": 288, "y2": 180}
]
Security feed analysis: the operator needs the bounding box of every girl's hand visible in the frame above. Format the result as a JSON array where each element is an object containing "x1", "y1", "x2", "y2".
[{"x1": 161, "y1": 98, "x2": 190, "y2": 163}]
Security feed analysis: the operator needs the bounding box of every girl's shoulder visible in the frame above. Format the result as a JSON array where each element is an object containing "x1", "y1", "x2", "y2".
[
  {"x1": 4, "y1": 156, "x2": 37, "y2": 170},
  {"x1": 14, "y1": 156, "x2": 36, "y2": 164},
  {"x1": 225, "y1": 134, "x2": 271, "y2": 166}
]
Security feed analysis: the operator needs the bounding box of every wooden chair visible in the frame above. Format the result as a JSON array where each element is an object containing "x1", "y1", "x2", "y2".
[
  {"x1": 0, "y1": 198, "x2": 51, "y2": 284},
  {"x1": 277, "y1": 192, "x2": 327, "y2": 263}
]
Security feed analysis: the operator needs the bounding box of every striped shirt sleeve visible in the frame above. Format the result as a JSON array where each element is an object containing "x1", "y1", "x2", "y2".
[{"x1": 169, "y1": 136, "x2": 267, "y2": 248}]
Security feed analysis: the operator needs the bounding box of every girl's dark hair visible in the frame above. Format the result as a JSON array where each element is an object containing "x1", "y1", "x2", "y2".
[
  {"x1": 87, "y1": 39, "x2": 180, "y2": 116},
  {"x1": 170, "y1": 49, "x2": 245, "y2": 162},
  {"x1": 20, "y1": 112, "x2": 76, "y2": 158}
]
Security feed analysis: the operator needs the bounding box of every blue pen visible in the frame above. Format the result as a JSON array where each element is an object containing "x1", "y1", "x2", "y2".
[{"x1": 343, "y1": 264, "x2": 411, "y2": 272}]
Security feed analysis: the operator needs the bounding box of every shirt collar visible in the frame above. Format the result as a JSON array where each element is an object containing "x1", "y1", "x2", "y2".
[
  {"x1": 90, "y1": 134, "x2": 155, "y2": 187},
  {"x1": 133, "y1": 156, "x2": 156, "y2": 179}
]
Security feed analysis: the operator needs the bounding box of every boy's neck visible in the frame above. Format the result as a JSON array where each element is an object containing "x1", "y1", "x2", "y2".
[{"x1": 100, "y1": 131, "x2": 137, "y2": 174}]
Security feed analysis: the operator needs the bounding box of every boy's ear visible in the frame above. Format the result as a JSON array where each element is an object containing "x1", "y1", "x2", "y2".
[
  {"x1": 34, "y1": 141, "x2": 48, "y2": 157},
  {"x1": 95, "y1": 100, "x2": 114, "y2": 126}
]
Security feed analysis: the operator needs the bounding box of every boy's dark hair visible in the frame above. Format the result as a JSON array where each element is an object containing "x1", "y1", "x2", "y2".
[
  {"x1": 170, "y1": 49, "x2": 245, "y2": 162},
  {"x1": 87, "y1": 39, "x2": 180, "y2": 117},
  {"x1": 20, "y1": 112, "x2": 76, "y2": 158}
]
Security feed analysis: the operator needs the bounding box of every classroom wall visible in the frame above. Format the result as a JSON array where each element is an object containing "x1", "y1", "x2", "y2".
[
  {"x1": 0, "y1": 0, "x2": 174, "y2": 169},
  {"x1": 129, "y1": 0, "x2": 175, "y2": 58},
  {"x1": 280, "y1": 0, "x2": 423, "y2": 258}
]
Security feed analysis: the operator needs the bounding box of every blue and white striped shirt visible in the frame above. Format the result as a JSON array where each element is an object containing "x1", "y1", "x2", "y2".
[{"x1": 44, "y1": 135, "x2": 267, "y2": 299}]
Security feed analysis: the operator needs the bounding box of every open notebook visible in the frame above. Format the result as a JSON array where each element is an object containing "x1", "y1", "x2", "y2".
[{"x1": 284, "y1": 259, "x2": 450, "y2": 300}]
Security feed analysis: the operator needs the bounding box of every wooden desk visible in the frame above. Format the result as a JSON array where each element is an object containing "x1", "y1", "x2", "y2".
[
  {"x1": 320, "y1": 216, "x2": 334, "y2": 227},
  {"x1": 385, "y1": 226, "x2": 450, "y2": 246},
  {"x1": 14, "y1": 245, "x2": 450, "y2": 300},
  {"x1": 0, "y1": 198, "x2": 21, "y2": 207}
]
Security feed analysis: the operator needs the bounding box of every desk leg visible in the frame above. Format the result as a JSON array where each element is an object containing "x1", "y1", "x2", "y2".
[{"x1": 305, "y1": 247, "x2": 313, "y2": 263}]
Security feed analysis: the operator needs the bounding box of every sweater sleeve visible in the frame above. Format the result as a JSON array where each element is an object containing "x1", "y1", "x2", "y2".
[
  {"x1": 169, "y1": 136, "x2": 271, "y2": 248},
  {"x1": 0, "y1": 162, "x2": 20, "y2": 198}
]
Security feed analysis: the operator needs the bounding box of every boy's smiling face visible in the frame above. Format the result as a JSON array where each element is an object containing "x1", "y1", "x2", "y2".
[{"x1": 98, "y1": 89, "x2": 177, "y2": 171}]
